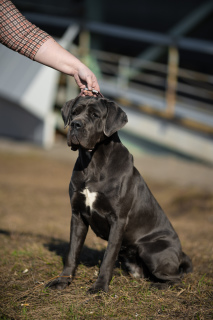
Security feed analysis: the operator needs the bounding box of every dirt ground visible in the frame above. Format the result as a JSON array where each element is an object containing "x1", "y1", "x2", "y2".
[{"x1": 0, "y1": 137, "x2": 212, "y2": 319}]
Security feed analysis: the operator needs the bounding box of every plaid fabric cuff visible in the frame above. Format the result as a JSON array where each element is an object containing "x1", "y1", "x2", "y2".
[{"x1": 0, "y1": 0, "x2": 51, "y2": 60}]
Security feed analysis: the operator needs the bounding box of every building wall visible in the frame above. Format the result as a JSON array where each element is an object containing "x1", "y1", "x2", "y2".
[{"x1": 0, "y1": 96, "x2": 46, "y2": 146}]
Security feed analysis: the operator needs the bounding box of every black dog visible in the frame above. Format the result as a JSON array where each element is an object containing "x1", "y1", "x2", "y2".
[{"x1": 48, "y1": 96, "x2": 192, "y2": 293}]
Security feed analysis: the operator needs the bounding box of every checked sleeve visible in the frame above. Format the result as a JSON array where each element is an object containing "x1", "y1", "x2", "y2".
[{"x1": 0, "y1": 0, "x2": 51, "y2": 60}]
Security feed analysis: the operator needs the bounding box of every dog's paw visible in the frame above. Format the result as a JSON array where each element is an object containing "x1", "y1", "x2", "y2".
[
  {"x1": 45, "y1": 276, "x2": 71, "y2": 290},
  {"x1": 149, "y1": 282, "x2": 169, "y2": 290},
  {"x1": 87, "y1": 282, "x2": 109, "y2": 294}
]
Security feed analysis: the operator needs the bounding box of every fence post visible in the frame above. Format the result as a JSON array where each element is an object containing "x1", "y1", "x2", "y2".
[
  {"x1": 166, "y1": 46, "x2": 179, "y2": 116},
  {"x1": 117, "y1": 57, "x2": 130, "y2": 89}
]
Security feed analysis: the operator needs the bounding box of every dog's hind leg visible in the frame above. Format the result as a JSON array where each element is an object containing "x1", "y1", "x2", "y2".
[
  {"x1": 179, "y1": 251, "x2": 193, "y2": 274},
  {"x1": 124, "y1": 259, "x2": 145, "y2": 278},
  {"x1": 119, "y1": 247, "x2": 149, "y2": 279},
  {"x1": 138, "y1": 245, "x2": 183, "y2": 284}
]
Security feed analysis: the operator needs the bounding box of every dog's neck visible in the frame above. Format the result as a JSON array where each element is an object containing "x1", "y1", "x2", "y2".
[{"x1": 78, "y1": 132, "x2": 120, "y2": 171}]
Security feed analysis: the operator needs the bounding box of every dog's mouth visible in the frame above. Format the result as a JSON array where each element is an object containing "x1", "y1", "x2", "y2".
[
  {"x1": 71, "y1": 134, "x2": 80, "y2": 146},
  {"x1": 67, "y1": 130, "x2": 80, "y2": 149},
  {"x1": 68, "y1": 132, "x2": 94, "y2": 152}
]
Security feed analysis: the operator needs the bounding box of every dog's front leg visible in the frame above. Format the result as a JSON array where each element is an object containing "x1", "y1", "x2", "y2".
[
  {"x1": 47, "y1": 212, "x2": 88, "y2": 290},
  {"x1": 88, "y1": 219, "x2": 126, "y2": 293}
]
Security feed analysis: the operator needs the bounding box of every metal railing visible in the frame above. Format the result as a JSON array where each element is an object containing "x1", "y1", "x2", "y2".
[
  {"x1": 76, "y1": 44, "x2": 213, "y2": 132},
  {"x1": 25, "y1": 11, "x2": 213, "y2": 132}
]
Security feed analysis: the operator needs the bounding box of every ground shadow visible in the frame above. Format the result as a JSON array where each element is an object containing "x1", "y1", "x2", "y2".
[
  {"x1": 0, "y1": 229, "x2": 105, "y2": 268},
  {"x1": 44, "y1": 238, "x2": 105, "y2": 267},
  {"x1": 0, "y1": 229, "x2": 11, "y2": 236}
]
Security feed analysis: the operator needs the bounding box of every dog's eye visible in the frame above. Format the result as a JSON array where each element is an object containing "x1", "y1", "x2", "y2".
[
  {"x1": 92, "y1": 113, "x2": 99, "y2": 118},
  {"x1": 72, "y1": 110, "x2": 78, "y2": 116}
]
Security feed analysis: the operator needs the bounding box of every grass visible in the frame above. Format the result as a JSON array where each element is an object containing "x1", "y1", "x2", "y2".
[
  {"x1": 0, "y1": 151, "x2": 213, "y2": 319},
  {"x1": 0, "y1": 223, "x2": 212, "y2": 319}
]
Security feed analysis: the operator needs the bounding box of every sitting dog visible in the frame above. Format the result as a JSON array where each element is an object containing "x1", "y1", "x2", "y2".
[{"x1": 48, "y1": 95, "x2": 192, "y2": 293}]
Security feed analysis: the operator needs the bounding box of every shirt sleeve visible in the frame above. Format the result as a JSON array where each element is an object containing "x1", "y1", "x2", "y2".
[{"x1": 0, "y1": 0, "x2": 52, "y2": 60}]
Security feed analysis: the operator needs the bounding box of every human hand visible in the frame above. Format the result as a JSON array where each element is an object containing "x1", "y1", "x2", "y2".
[{"x1": 73, "y1": 63, "x2": 100, "y2": 94}]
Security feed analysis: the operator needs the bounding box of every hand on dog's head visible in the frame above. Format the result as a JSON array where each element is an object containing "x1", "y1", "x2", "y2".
[{"x1": 61, "y1": 96, "x2": 128, "y2": 151}]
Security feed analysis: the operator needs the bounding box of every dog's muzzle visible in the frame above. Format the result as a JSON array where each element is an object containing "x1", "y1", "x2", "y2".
[{"x1": 71, "y1": 120, "x2": 83, "y2": 130}]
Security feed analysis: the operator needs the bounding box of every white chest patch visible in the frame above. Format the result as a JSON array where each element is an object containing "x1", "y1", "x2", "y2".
[{"x1": 81, "y1": 188, "x2": 97, "y2": 210}]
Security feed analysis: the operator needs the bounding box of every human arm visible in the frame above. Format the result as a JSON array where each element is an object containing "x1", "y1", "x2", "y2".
[
  {"x1": 0, "y1": 0, "x2": 100, "y2": 91},
  {"x1": 34, "y1": 38, "x2": 100, "y2": 91}
]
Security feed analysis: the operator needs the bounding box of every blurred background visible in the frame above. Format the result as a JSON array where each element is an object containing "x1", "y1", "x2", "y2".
[{"x1": 0, "y1": 0, "x2": 213, "y2": 164}]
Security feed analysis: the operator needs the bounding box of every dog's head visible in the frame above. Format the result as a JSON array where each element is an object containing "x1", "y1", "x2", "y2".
[{"x1": 61, "y1": 96, "x2": 128, "y2": 151}]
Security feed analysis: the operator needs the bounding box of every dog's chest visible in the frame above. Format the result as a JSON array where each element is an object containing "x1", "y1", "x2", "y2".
[
  {"x1": 81, "y1": 188, "x2": 97, "y2": 210},
  {"x1": 78, "y1": 187, "x2": 111, "y2": 240}
]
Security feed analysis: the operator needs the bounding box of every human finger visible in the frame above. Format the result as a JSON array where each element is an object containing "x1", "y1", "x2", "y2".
[{"x1": 74, "y1": 73, "x2": 86, "y2": 90}]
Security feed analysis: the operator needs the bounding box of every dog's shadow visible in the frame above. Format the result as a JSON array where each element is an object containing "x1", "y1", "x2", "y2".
[
  {"x1": 0, "y1": 229, "x2": 105, "y2": 268},
  {"x1": 44, "y1": 238, "x2": 105, "y2": 267}
]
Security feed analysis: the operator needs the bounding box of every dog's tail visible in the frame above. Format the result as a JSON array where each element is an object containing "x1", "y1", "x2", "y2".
[{"x1": 179, "y1": 252, "x2": 193, "y2": 274}]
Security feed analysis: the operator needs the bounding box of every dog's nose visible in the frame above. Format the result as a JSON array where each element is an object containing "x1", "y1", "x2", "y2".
[{"x1": 71, "y1": 120, "x2": 82, "y2": 130}]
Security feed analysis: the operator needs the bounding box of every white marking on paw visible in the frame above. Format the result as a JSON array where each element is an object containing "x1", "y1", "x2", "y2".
[
  {"x1": 81, "y1": 188, "x2": 97, "y2": 210},
  {"x1": 125, "y1": 262, "x2": 142, "y2": 278}
]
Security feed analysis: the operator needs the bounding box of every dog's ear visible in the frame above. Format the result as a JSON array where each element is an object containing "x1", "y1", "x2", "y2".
[
  {"x1": 103, "y1": 99, "x2": 128, "y2": 137},
  {"x1": 61, "y1": 98, "x2": 76, "y2": 128}
]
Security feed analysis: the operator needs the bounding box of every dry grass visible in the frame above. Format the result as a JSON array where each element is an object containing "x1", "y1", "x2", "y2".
[{"x1": 0, "y1": 149, "x2": 212, "y2": 319}]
